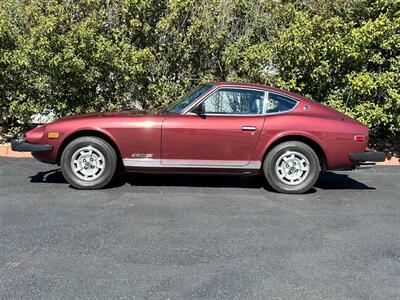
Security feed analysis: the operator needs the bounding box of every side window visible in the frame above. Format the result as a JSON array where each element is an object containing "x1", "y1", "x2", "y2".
[
  {"x1": 266, "y1": 93, "x2": 297, "y2": 113},
  {"x1": 202, "y1": 88, "x2": 265, "y2": 115}
]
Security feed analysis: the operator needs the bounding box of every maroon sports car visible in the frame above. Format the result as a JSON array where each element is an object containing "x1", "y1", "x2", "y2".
[{"x1": 12, "y1": 82, "x2": 385, "y2": 193}]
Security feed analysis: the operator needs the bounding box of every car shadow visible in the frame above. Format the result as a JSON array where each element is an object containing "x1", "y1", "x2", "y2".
[
  {"x1": 30, "y1": 169, "x2": 67, "y2": 184},
  {"x1": 29, "y1": 169, "x2": 375, "y2": 191},
  {"x1": 118, "y1": 172, "x2": 270, "y2": 189},
  {"x1": 316, "y1": 171, "x2": 376, "y2": 190}
]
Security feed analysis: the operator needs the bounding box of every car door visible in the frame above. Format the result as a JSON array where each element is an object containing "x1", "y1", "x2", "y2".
[{"x1": 161, "y1": 87, "x2": 266, "y2": 168}]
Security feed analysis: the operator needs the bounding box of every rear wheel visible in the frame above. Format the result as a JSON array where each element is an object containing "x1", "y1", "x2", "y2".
[
  {"x1": 263, "y1": 141, "x2": 320, "y2": 194},
  {"x1": 60, "y1": 136, "x2": 117, "y2": 189}
]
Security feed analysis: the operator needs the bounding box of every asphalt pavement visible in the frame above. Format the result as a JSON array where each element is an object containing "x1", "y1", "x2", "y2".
[{"x1": 0, "y1": 157, "x2": 399, "y2": 299}]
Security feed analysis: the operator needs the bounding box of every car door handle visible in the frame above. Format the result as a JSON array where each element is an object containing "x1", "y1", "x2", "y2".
[{"x1": 241, "y1": 126, "x2": 257, "y2": 131}]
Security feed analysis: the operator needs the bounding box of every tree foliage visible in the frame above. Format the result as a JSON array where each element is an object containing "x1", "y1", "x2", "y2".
[{"x1": 0, "y1": 0, "x2": 399, "y2": 140}]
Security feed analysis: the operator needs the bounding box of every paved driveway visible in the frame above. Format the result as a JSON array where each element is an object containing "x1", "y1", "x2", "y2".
[{"x1": 0, "y1": 157, "x2": 399, "y2": 299}]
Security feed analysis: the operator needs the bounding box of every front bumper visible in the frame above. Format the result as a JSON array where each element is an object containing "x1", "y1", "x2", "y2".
[
  {"x1": 11, "y1": 139, "x2": 53, "y2": 152},
  {"x1": 349, "y1": 151, "x2": 386, "y2": 163}
]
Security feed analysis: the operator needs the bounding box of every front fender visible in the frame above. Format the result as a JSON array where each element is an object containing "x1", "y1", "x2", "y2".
[{"x1": 32, "y1": 124, "x2": 119, "y2": 164}]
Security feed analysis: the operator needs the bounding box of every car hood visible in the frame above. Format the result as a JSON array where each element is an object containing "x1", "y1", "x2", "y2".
[{"x1": 52, "y1": 110, "x2": 171, "y2": 122}]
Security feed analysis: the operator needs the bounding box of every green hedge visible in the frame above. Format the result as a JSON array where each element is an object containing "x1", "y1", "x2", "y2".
[{"x1": 0, "y1": 0, "x2": 399, "y2": 140}]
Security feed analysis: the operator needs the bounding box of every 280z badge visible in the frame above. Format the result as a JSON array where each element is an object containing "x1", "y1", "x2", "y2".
[{"x1": 131, "y1": 153, "x2": 153, "y2": 158}]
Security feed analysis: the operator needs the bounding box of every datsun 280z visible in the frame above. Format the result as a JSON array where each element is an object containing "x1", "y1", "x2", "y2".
[{"x1": 12, "y1": 82, "x2": 385, "y2": 194}]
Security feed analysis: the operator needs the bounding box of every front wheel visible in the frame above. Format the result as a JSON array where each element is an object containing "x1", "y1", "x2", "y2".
[
  {"x1": 263, "y1": 141, "x2": 320, "y2": 194},
  {"x1": 60, "y1": 136, "x2": 117, "y2": 189}
]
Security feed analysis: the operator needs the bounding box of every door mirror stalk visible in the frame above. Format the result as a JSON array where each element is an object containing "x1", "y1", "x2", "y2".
[{"x1": 193, "y1": 103, "x2": 206, "y2": 118}]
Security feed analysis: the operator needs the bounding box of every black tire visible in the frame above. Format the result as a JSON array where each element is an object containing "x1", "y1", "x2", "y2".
[
  {"x1": 263, "y1": 141, "x2": 320, "y2": 194},
  {"x1": 60, "y1": 136, "x2": 117, "y2": 189}
]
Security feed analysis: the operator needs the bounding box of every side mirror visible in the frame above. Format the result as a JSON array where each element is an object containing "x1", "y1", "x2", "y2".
[{"x1": 192, "y1": 102, "x2": 206, "y2": 116}]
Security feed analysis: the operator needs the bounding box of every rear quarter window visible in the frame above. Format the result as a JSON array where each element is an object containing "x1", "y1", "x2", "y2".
[{"x1": 267, "y1": 93, "x2": 297, "y2": 114}]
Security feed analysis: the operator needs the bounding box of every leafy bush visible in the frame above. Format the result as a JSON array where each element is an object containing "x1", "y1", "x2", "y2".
[{"x1": 0, "y1": 0, "x2": 399, "y2": 141}]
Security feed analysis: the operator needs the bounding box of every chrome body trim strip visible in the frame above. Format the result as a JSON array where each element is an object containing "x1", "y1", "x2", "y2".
[
  {"x1": 123, "y1": 158, "x2": 262, "y2": 169},
  {"x1": 124, "y1": 158, "x2": 162, "y2": 167},
  {"x1": 186, "y1": 112, "x2": 264, "y2": 117}
]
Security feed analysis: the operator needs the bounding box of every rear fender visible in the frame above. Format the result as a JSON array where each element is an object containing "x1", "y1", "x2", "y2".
[{"x1": 253, "y1": 131, "x2": 328, "y2": 167}]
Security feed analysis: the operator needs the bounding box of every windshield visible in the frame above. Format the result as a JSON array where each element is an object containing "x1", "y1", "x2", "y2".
[{"x1": 165, "y1": 84, "x2": 214, "y2": 113}]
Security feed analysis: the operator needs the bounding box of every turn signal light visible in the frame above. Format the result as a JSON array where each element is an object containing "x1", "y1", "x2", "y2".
[
  {"x1": 354, "y1": 135, "x2": 365, "y2": 142},
  {"x1": 47, "y1": 132, "x2": 59, "y2": 139}
]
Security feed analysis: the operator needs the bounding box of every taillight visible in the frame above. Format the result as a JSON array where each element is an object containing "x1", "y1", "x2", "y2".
[{"x1": 354, "y1": 135, "x2": 365, "y2": 142}]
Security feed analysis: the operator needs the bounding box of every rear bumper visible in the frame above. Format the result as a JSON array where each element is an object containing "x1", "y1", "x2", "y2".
[
  {"x1": 349, "y1": 151, "x2": 386, "y2": 162},
  {"x1": 11, "y1": 139, "x2": 53, "y2": 152}
]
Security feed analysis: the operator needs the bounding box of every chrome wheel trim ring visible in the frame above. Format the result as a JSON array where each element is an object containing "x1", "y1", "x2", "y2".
[
  {"x1": 71, "y1": 146, "x2": 106, "y2": 181},
  {"x1": 275, "y1": 151, "x2": 310, "y2": 186}
]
